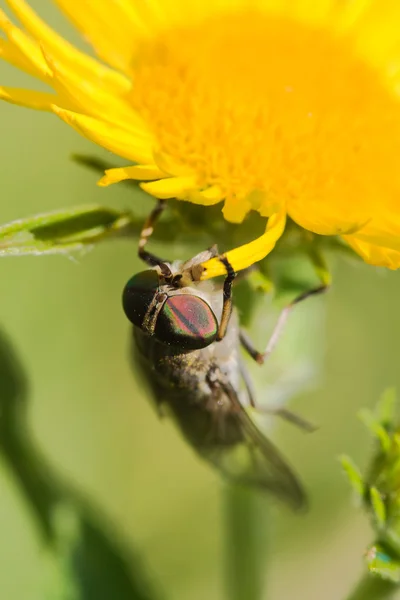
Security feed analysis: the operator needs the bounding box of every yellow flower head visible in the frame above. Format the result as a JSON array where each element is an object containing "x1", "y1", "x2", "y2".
[{"x1": 2, "y1": 0, "x2": 400, "y2": 277}]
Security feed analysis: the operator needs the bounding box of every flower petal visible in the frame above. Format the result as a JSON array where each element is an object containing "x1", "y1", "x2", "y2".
[
  {"x1": 185, "y1": 185, "x2": 225, "y2": 206},
  {"x1": 0, "y1": 9, "x2": 50, "y2": 79},
  {"x1": 5, "y1": 0, "x2": 130, "y2": 93},
  {"x1": 332, "y1": 0, "x2": 372, "y2": 32},
  {"x1": 343, "y1": 235, "x2": 400, "y2": 270},
  {"x1": 344, "y1": 0, "x2": 400, "y2": 70},
  {"x1": 288, "y1": 199, "x2": 368, "y2": 236},
  {"x1": 222, "y1": 196, "x2": 253, "y2": 224},
  {"x1": 0, "y1": 38, "x2": 41, "y2": 78},
  {"x1": 54, "y1": 0, "x2": 149, "y2": 73},
  {"x1": 51, "y1": 105, "x2": 154, "y2": 164},
  {"x1": 0, "y1": 86, "x2": 63, "y2": 110},
  {"x1": 140, "y1": 176, "x2": 198, "y2": 199},
  {"x1": 276, "y1": 0, "x2": 337, "y2": 24},
  {"x1": 200, "y1": 209, "x2": 287, "y2": 279},
  {"x1": 42, "y1": 49, "x2": 149, "y2": 137},
  {"x1": 98, "y1": 165, "x2": 167, "y2": 187},
  {"x1": 343, "y1": 215, "x2": 400, "y2": 255}
]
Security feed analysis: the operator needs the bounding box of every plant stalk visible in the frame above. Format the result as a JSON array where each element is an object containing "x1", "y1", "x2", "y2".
[{"x1": 224, "y1": 484, "x2": 267, "y2": 600}]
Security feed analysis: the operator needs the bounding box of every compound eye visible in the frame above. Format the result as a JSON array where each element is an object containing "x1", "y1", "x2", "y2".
[
  {"x1": 122, "y1": 270, "x2": 159, "y2": 328},
  {"x1": 155, "y1": 294, "x2": 218, "y2": 350}
]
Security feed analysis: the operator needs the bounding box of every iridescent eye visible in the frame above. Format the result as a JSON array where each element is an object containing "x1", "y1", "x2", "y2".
[
  {"x1": 122, "y1": 270, "x2": 159, "y2": 328},
  {"x1": 155, "y1": 294, "x2": 218, "y2": 350}
]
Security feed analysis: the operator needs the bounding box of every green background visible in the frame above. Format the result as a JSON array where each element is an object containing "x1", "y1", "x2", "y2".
[{"x1": 1, "y1": 1, "x2": 399, "y2": 598}]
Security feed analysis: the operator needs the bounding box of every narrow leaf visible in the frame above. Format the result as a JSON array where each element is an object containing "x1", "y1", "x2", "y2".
[
  {"x1": 0, "y1": 205, "x2": 134, "y2": 256},
  {"x1": 358, "y1": 409, "x2": 392, "y2": 453},
  {"x1": 370, "y1": 486, "x2": 387, "y2": 528},
  {"x1": 340, "y1": 455, "x2": 365, "y2": 499},
  {"x1": 377, "y1": 388, "x2": 397, "y2": 431},
  {"x1": 0, "y1": 329, "x2": 162, "y2": 600},
  {"x1": 366, "y1": 543, "x2": 400, "y2": 583}
]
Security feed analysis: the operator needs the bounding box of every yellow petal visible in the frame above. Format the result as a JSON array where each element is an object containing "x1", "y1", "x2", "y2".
[
  {"x1": 343, "y1": 235, "x2": 400, "y2": 270},
  {"x1": 0, "y1": 86, "x2": 64, "y2": 111},
  {"x1": 201, "y1": 209, "x2": 287, "y2": 279},
  {"x1": 288, "y1": 199, "x2": 368, "y2": 236},
  {"x1": 332, "y1": 0, "x2": 373, "y2": 32},
  {"x1": 98, "y1": 165, "x2": 167, "y2": 187},
  {"x1": 0, "y1": 39, "x2": 41, "y2": 79},
  {"x1": 185, "y1": 185, "x2": 225, "y2": 206},
  {"x1": 5, "y1": 0, "x2": 130, "y2": 93},
  {"x1": 54, "y1": 0, "x2": 148, "y2": 73},
  {"x1": 140, "y1": 176, "x2": 198, "y2": 199},
  {"x1": 276, "y1": 0, "x2": 337, "y2": 24},
  {"x1": 222, "y1": 196, "x2": 253, "y2": 224},
  {"x1": 127, "y1": 0, "x2": 214, "y2": 35},
  {"x1": 51, "y1": 105, "x2": 154, "y2": 164},
  {"x1": 343, "y1": 215, "x2": 400, "y2": 253},
  {"x1": 42, "y1": 49, "x2": 149, "y2": 138},
  {"x1": 347, "y1": 1, "x2": 400, "y2": 69},
  {"x1": 0, "y1": 9, "x2": 50, "y2": 80}
]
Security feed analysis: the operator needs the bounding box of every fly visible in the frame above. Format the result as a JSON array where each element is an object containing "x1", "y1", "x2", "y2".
[{"x1": 122, "y1": 201, "x2": 326, "y2": 509}]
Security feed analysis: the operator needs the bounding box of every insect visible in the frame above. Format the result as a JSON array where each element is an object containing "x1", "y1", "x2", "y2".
[{"x1": 122, "y1": 201, "x2": 326, "y2": 509}]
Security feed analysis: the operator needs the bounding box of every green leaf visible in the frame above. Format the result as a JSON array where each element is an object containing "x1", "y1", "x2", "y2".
[
  {"x1": 233, "y1": 269, "x2": 274, "y2": 327},
  {"x1": 370, "y1": 487, "x2": 387, "y2": 529},
  {"x1": 0, "y1": 329, "x2": 163, "y2": 600},
  {"x1": 358, "y1": 408, "x2": 392, "y2": 453},
  {"x1": 340, "y1": 455, "x2": 365, "y2": 499},
  {"x1": 307, "y1": 246, "x2": 332, "y2": 286},
  {"x1": 50, "y1": 502, "x2": 161, "y2": 600},
  {"x1": 0, "y1": 205, "x2": 134, "y2": 256},
  {"x1": 377, "y1": 388, "x2": 397, "y2": 432},
  {"x1": 246, "y1": 268, "x2": 274, "y2": 295},
  {"x1": 366, "y1": 543, "x2": 400, "y2": 583}
]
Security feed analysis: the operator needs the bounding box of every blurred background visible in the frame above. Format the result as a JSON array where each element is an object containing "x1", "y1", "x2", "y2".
[{"x1": 1, "y1": 2, "x2": 400, "y2": 599}]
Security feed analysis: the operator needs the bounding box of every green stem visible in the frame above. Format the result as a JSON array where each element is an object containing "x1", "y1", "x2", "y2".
[
  {"x1": 346, "y1": 573, "x2": 398, "y2": 600},
  {"x1": 223, "y1": 485, "x2": 267, "y2": 600}
]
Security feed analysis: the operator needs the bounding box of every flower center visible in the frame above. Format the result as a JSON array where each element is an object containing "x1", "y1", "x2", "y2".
[{"x1": 131, "y1": 11, "x2": 400, "y2": 223}]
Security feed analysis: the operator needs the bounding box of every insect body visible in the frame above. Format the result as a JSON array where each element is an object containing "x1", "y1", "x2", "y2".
[{"x1": 122, "y1": 206, "x2": 310, "y2": 508}]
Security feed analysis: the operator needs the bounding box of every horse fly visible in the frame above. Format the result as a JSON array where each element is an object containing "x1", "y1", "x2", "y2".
[{"x1": 122, "y1": 201, "x2": 325, "y2": 508}]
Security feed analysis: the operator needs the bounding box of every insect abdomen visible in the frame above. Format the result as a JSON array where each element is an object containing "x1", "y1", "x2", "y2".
[{"x1": 132, "y1": 327, "x2": 244, "y2": 449}]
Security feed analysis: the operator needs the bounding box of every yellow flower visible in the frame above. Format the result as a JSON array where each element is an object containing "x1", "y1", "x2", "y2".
[{"x1": 2, "y1": 0, "x2": 400, "y2": 278}]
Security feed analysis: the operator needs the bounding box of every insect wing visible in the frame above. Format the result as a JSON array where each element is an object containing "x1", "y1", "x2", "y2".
[{"x1": 208, "y1": 381, "x2": 306, "y2": 509}]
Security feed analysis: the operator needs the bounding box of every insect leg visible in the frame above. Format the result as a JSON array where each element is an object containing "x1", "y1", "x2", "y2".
[
  {"x1": 239, "y1": 360, "x2": 257, "y2": 408},
  {"x1": 239, "y1": 355, "x2": 316, "y2": 431},
  {"x1": 138, "y1": 200, "x2": 168, "y2": 268},
  {"x1": 240, "y1": 284, "x2": 328, "y2": 364},
  {"x1": 217, "y1": 256, "x2": 237, "y2": 341},
  {"x1": 239, "y1": 329, "x2": 265, "y2": 365},
  {"x1": 268, "y1": 407, "x2": 317, "y2": 432}
]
